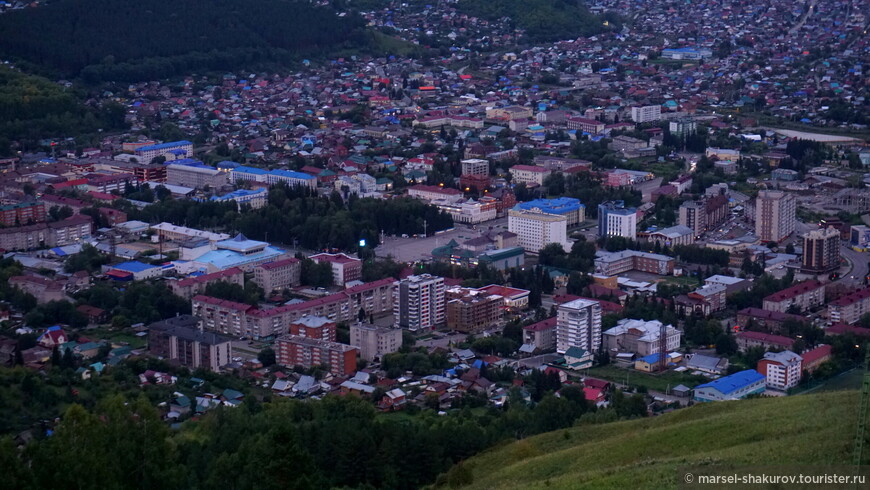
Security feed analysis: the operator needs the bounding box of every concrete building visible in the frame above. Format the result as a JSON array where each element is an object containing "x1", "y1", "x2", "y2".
[
  {"x1": 509, "y1": 165, "x2": 551, "y2": 186},
  {"x1": 289, "y1": 315, "x2": 336, "y2": 342},
  {"x1": 669, "y1": 119, "x2": 697, "y2": 136},
  {"x1": 566, "y1": 116, "x2": 605, "y2": 134},
  {"x1": 445, "y1": 288, "x2": 504, "y2": 334},
  {"x1": 0, "y1": 214, "x2": 93, "y2": 250},
  {"x1": 736, "y1": 331, "x2": 794, "y2": 352},
  {"x1": 407, "y1": 184, "x2": 463, "y2": 202},
  {"x1": 434, "y1": 198, "x2": 497, "y2": 224},
  {"x1": 394, "y1": 274, "x2": 446, "y2": 332},
  {"x1": 253, "y1": 258, "x2": 302, "y2": 292},
  {"x1": 10, "y1": 275, "x2": 67, "y2": 304},
  {"x1": 556, "y1": 298, "x2": 602, "y2": 355},
  {"x1": 641, "y1": 224, "x2": 694, "y2": 247},
  {"x1": 801, "y1": 226, "x2": 840, "y2": 273},
  {"x1": 513, "y1": 197, "x2": 586, "y2": 226},
  {"x1": 134, "y1": 140, "x2": 193, "y2": 162},
  {"x1": 350, "y1": 323, "x2": 402, "y2": 362},
  {"x1": 694, "y1": 370, "x2": 766, "y2": 402},
  {"x1": 602, "y1": 318, "x2": 681, "y2": 357},
  {"x1": 169, "y1": 268, "x2": 245, "y2": 300},
  {"x1": 310, "y1": 253, "x2": 363, "y2": 286},
  {"x1": 755, "y1": 190, "x2": 796, "y2": 242},
  {"x1": 762, "y1": 280, "x2": 825, "y2": 313},
  {"x1": 0, "y1": 201, "x2": 45, "y2": 226},
  {"x1": 508, "y1": 209, "x2": 569, "y2": 253},
  {"x1": 828, "y1": 287, "x2": 870, "y2": 325},
  {"x1": 598, "y1": 201, "x2": 637, "y2": 240},
  {"x1": 678, "y1": 195, "x2": 728, "y2": 236},
  {"x1": 757, "y1": 350, "x2": 802, "y2": 391},
  {"x1": 166, "y1": 162, "x2": 228, "y2": 189},
  {"x1": 594, "y1": 250, "x2": 674, "y2": 276},
  {"x1": 630, "y1": 105, "x2": 662, "y2": 123},
  {"x1": 151, "y1": 222, "x2": 229, "y2": 243},
  {"x1": 209, "y1": 188, "x2": 268, "y2": 209},
  {"x1": 148, "y1": 315, "x2": 232, "y2": 372},
  {"x1": 461, "y1": 158, "x2": 490, "y2": 176},
  {"x1": 522, "y1": 317, "x2": 557, "y2": 353},
  {"x1": 275, "y1": 335, "x2": 358, "y2": 376}
]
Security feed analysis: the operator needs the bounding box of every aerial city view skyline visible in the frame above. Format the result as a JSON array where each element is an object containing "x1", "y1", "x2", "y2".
[{"x1": 0, "y1": 0, "x2": 868, "y2": 487}]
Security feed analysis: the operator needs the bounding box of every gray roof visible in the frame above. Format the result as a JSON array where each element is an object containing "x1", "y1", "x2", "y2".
[{"x1": 148, "y1": 315, "x2": 234, "y2": 346}]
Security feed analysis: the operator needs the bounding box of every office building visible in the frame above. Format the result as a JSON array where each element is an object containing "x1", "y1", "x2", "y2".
[
  {"x1": 350, "y1": 323, "x2": 402, "y2": 361},
  {"x1": 801, "y1": 226, "x2": 840, "y2": 273},
  {"x1": 148, "y1": 315, "x2": 232, "y2": 372},
  {"x1": 755, "y1": 190, "x2": 796, "y2": 242},
  {"x1": 134, "y1": 140, "x2": 194, "y2": 162},
  {"x1": 508, "y1": 209, "x2": 569, "y2": 253},
  {"x1": 513, "y1": 197, "x2": 586, "y2": 226},
  {"x1": 556, "y1": 298, "x2": 602, "y2": 354},
  {"x1": 598, "y1": 201, "x2": 636, "y2": 240},
  {"x1": 167, "y1": 162, "x2": 228, "y2": 189},
  {"x1": 594, "y1": 250, "x2": 674, "y2": 276},
  {"x1": 509, "y1": 165, "x2": 551, "y2": 186},
  {"x1": 394, "y1": 274, "x2": 446, "y2": 332},
  {"x1": 602, "y1": 318, "x2": 681, "y2": 357}
]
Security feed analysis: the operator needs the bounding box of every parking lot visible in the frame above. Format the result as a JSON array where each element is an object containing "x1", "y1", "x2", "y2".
[{"x1": 375, "y1": 217, "x2": 509, "y2": 262}]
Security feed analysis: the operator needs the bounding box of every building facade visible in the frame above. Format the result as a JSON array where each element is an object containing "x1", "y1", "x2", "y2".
[
  {"x1": 602, "y1": 318, "x2": 681, "y2": 356},
  {"x1": 394, "y1": 274, "x2": 446, "y2": 332},
  {"x1": 148, "y1": 315, "x2": 233, "y2": 372},
  {"x1": 598, "y1": 201, "x2": 637, "y2": 240},
  {"x1": 349, "y1": 323, "x2": 402, "y2": 361},
  {"x1": 828, "y1": 287, "x2": 870, "y2": 325},
  {"x1": 762, "y1": 280, "x2": 825, "y2": 313},
  {"x1": 310, "y1": 253, "x2": 363, "y2": 286},
  {"x1": 252, "y1": 258, "x2": 302, "y2": 292},
  {"x1": 275, "y1": 335, "x2": 358, "y2": 376},
  {"x1": 755, "y1": 190, "x2": 796, "y2": 242},
  {"x1": 508, "y1": 209, "x2": 568, "y2": 253},
  {"x1": 556, "y1": 298, "x2": 602, "y2": 355},
  {"x1": 757, "y1": 350, "x2": 802, "y2": 391},
  {"x1": 801, "y1": 226, "x2": 840, "y2": 273}
]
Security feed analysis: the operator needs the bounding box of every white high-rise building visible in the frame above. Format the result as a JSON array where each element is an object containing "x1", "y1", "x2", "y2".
[
  {"x1": 461, "y1": 158, "x2": 490, "y2": 176},
  {"x1": 604, "y1": 209, "x2": 637, "y2": 240},
  {"x1": 508, "y1": 209, "x2": 569, "y2": 253},
  {"x1": 556, "y1": 298, "x2": 602, "y2": 354},
  {"x1": 755, "y1": 190, "x2": 796, "y2": 242},
  {"x1": 630, "y1": 105, "x2": 662, "y2": 123},
  {"x1": 393, "y1": 274, "x2": 446, "y2": 332}
]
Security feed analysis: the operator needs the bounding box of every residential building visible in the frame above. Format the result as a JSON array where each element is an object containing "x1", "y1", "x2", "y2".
[
  {"x1": 134, "y1": 140, "x2": 193, "y2": 162},
  {"x1": 476, "y1": 284, "x2": 530, "y2": 310},
  {"x1": 509, "y1": 165, "x2": 551, "y2": 186},
  {"x1": 166, "y1": 162, "x2": 228, "y2": 189},
  {"x1": 851, "y1": 225, "x2": 870, "y2": 249},
  {"x1": 513, "y1": 197, "x2": 586, "y2": 226},
  {"x1": 394, "y1": 274, "x2": 446, "y2": 332},
  {"x1": 736, "y1": 331, "x2": 794, "y2": 352},
  {"x1": 801, "y1": 345, "x2": 832, "y2": 373},
  {"x1": 169, "y1": 268, "x2": 245, "y2": 300},
  {"x1": 310, "y1": 253, "x2": 363, "y2": 286},
  {"x1": 801, "y1": 227, "x2": 840, "y2": 273},
  {"x1": 757, "y1": 350, "x2": 802, "y2": 390},
  {"x1": 755, "y1": 190, "x2": 796, "y2": 242},
  {"x1": 148, "y1": 315, "x2": 233, "y2": 372},
  {"x1": 566, "y1": 116, "x2": 605, "y2": 134},
  {"x1": 762, "y1": 280, "x2": 825, "y2": 313},
  {"x1": 275, "y1": 335, "x2": 358, "y2": 376},
  {"x1": 704, "y1": 275, "x2": 750, "y2": 294},
  {"x1": 602, "y1": 318, "x2": 681, "y2": 356},
  {"x1": 556, "y1": 298, "x2": 602, "y2": 355},
  {"x1": 735, "y1": 308, "x2": 807, "y2": 334},
  {"x1": 460, "y1": 158, "x2": 489, "y2": 176},
  {"x1": 828, "y1": 287, "x2": 870, "y2": 325},
  {"x1": 445, "y1": 288, "x2": 504, "y2": 334},
  {"x1": 289, "y1": 315, "x2": 336, "y2": 342},
  {"x1": 678, "y1": 195, "x2": 728, "y2": 236},
  {"x1": 594, "y1": 250, "x2": 674, "y2": 276},
  {"x1": 675, "y1": 284, "x2": 727, "y2": 316},
  {"x1": 349, "y1": 323, "x2": 402, "y2": 361},
  {"x1": 0, "y1": 202, "x2": 45, "y2": 226},
  {"x1": 508, "y1": 209, "x2": 569, "y2": 253},
  {"x1": 694, "y1": 370, "x2": 766, "y2": 402},
  {"x1": 522, "y1": 317, "x2": 557, "y2": 353},
  {"x1": 252, "y1": 258, "x2": 302, "y2": 292},
  {"x1": 630, "y1": 105, "x2": 662, "y2": 123},
  {"x1": 669, "y1": 119, "x2": 697, "y2": 136},
  {"x1": 0, "y1": 215, "x2": 93, "y2": 250},
  {"x1": 598, "y1": 201, "x2": 637, "y2": 240}
]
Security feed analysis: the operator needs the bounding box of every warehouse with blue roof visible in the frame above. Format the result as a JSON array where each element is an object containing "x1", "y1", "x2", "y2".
[
  {"x1": 694, "y1": 369, "x2": 766, "y2": 402},
  {"x1": 513, "y1": 197, "x2": 585, "y2": 226}
]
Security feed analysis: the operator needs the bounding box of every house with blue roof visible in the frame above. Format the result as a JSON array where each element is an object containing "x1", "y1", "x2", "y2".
[
  {"x1": 107, "y1": 261, "x2": 164, "y2": 281},
  {"x1": 694, "y1": 369, "x2": 766, "y2": 402}
]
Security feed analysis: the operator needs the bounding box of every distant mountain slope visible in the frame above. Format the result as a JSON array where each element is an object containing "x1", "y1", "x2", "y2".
[
  {"x1": 443, "y1": 391, "x2": 859, "y2": 489},
  {"x1": 457, "y1": 0, "x2": 613, "y2": 42},
  {"x1": 0, "y1": 0, "x2": 369, "y2": 82}
]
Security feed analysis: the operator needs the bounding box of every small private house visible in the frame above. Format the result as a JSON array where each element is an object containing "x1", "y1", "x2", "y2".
[
  {"x1": 563, "y1": 346, "x2": 594, "y2": 370},
  {"x1": 694, "y1": 370, "x2": 766, "y2": 402}
]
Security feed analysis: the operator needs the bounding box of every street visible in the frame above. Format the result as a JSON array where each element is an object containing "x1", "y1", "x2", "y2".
[{"x1": 375, "y1": 216, "x2": 510, "y2": 262}]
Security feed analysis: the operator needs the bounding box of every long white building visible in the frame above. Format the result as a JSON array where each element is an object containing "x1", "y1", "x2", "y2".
[{"x1": 508, "y1": 209, "x2": 569, "y2": 253}]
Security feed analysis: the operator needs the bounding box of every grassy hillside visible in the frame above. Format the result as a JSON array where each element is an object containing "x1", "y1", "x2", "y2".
[
  {"x1": 444, "y1": 391, "x2": 860, "y2": 489},
  {"x1": 0, "y1": 0, "x2": 370, "y2": 82}
]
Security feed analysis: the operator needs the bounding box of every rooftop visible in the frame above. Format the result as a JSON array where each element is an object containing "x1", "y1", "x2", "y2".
[{"x1": 696, "y1": 369, "x2": 765, "y2": 395}]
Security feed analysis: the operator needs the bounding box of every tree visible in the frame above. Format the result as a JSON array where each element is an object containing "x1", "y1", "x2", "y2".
[{"x1": 259, "y1": 347, "x2": 276, "y2": 367}]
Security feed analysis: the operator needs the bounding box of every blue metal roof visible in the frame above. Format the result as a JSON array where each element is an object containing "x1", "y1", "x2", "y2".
[
  {"x1": 696, "y1": 370, "x2": 765, "y2": 395},
  {"x1": 136, "y1": 140, "x2": 192, "y2": 152},
  {"x1": 112, "y1": 261, "x2": 158, "y2": 273},
  {"x1": 514, "y1": 197, "x2": 585, "y2": 216},
  {"x1": 234, "y1": 165, "x2": 269, "y2": 175}
]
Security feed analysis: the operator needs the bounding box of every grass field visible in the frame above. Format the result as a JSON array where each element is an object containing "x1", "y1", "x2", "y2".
[
  {"x1": 584, "y1": 364, "x2": 708, "y2": 392},
  {"x1": 446, "y1": 390, "x2": 860, "y2": 489},
  {"x1": 659, "y1": 275, "x2": 701, "y2": 288},
  {"x1": 85, "y1": 327, "x2": 146, "y2": 349}
]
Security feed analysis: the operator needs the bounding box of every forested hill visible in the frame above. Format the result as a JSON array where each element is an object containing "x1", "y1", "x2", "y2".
[
  {"x1": 457, "y1": 0, "x2": 615, "y2": 42},
  {"x1": 0, "y1": 0, "x2": 370, "y2": 82}
]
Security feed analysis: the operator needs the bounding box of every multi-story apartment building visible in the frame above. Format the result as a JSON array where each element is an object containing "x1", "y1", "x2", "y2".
[
  {"x1": 168, "y1": 267, "x2": 245, "y2": 300},
  {"x1": 513, "y1": 197, "x2": 585, "y2": 226},
  {"x1": 602, "y1": 319, "x2": 681, "y2": 357},
  {"x1": 762, "y1": 280, "x2": 825, "y2": 313},
  {"x1": 148, "y1": 315, "x2": 233, "y2": 372},
  {"x1": 598, "y1": 201, "x2": 636, "y2": 240},
  {"x1": 522, "y1": 317, "x2": 557, "y2": 353},
  {"x1": 801, "y1": 226, "x2": 840, "y2": 273},
  {"x1": 828, "y1": 287, "x2": 870, "y2": 325},
  {"x1": 594, "y1": 250, "x2": 674, "y2": 276},
  {"x1": 0, "y1": 214, "x2": 93, "y2": 251},
  {"x1": 289, "y1": 315, "x2": 336, "y2": 342},
  {"x1": 508, "y1": 209, "x2": 568, "y2": 253},
  {"x1": 275, "y1": 335, "x2": 358, "y2": 376},
  {"x1": 86, "y1": 173, "x2": 136, "y2": 194},
  {"x1": 0, "y1": 202, "x2": 45, "y2": 227},
  {"x1": 253, "y1": 258, "x2": 302, "y2": 292},
  {"x1": 566, "y1": 116, "x2": 605, "y2": 134},
  {"x1": 556, "y1": 298, "x2": 602, "y2": 355},
  {"x1": 350, "y1": 323, "x2": 402, "y2": 361},
  {"x1": 460, "y1": 158, "x2": 490, "y2": 177},
  {"x1": 394, "y1": 274, "x2": 445, "y2": 332},
  {"x1": 445, "y1": 288, "x2": 504, "y2": 334},
  {"x1": 630, "y1": 105, "x2": 662, "y2": 123},
  {"x1": 310, "y1": 253, "x2": 363, "y2": 286},
  {"x1": 757, "y1": 350, "x2": 802, "y2": 391},
  {"x1": 755, "y1": 190, "x2": 796, "y2": 242},
  {"x1": 509, "y1": 165, "x2": 551, "y2": 186},
  {"x1": 167, "y1": 162, "x2": 229, "y2": 189}
]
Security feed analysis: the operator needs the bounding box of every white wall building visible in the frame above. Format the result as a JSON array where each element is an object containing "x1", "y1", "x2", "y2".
[
  {"x1": 556, "y1": 298, "x2": 602, "y2": 355},
  {"x1": 630, "y1": 105, "x2": 662, "y2": 123},
  {"x1": 508, "y1": 209, "x2": 569, "y2": 253},
  {"x1": 393, "y1": 274, "x2": 446, "y2": 332}
]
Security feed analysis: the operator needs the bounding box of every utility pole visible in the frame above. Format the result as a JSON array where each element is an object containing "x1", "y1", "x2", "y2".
[{"x1": 423, "y1": 219, "x2": 428, "y2": 237}]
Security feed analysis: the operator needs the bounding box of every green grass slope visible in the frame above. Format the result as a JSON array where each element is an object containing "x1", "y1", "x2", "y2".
[{"x1": 448, "y1": 391, "x2": 860, "y2": 489}]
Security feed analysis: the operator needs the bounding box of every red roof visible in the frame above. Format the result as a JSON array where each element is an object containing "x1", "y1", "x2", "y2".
[
  {"x1": 830, "y1": 287, "x2": 870, "y2": 307},
  {"x1": 176, "y1": 267, "x2": 243, "y2": 287},
  {"x1": 510, "y1": 164, "x2": 548, "y2": 173},
  {"x1": 763, "y1": 280, "x2": 824, "y2": 303},
  {"x1": 737, "y1": 330, "x2": 793, "y2": 346},
  {"x1": 257, "y1": 258, "x2": 300, "y2": 270},
  {"x1": 192, "y1": 295, "x2": 253, "y2": 312},
  {"x1": 826, "y1": 323, "x2": 870, "y2": 337},
  {"x1": 800, "y1": 345, "x2": 832, "y2": 365},
  {"x1": 523, "y1": 317, "x2": 556, "y2": 332},
  {"x1": 584, "y1": 378, "x2": 611, "y2": 390},
  {"x1": 583, "y1": 387, "x2": 605, "y2": 402},
  {"x1": 477, "y1": 284, "x2": 529, "y2": 299}
]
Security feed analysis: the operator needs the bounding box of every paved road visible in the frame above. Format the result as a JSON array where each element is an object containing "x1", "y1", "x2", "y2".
[{"x1": 375, "y1": 216, "x2": 510, "y2": 262}]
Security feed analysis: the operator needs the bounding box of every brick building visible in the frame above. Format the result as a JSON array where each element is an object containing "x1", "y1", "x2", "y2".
[
  {"x1": 253, "y1": 258, "x2": 302, "y2": 292},
  {"x1": 275, "y1": 335, "x2": 358, "y2": 376},
  {"x1": 148, "y1": 315, "x2": 233, "y2": 372}
]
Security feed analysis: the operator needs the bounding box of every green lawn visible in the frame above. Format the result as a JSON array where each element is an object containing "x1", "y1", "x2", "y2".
[
  {"x1": 85, "y1": 327, "x2": 146, "y2": 349},
  {"x1": 799, "y1": 369, "x2": 863, "y2": 395},
  {"x1": 659, "y1": 275, "x2": 701, "y2": 287},
  {"x1": 584, "y1": 364, "x2": 708, "y2": 392}
]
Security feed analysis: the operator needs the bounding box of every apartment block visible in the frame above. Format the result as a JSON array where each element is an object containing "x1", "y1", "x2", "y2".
[
  {"x1": 762, "y1": 280, "x2": 825, "y2": 313},
  {"x1": 253, "y1": 258, "x2": 302, "y2": 292},
  {"x1": 556, "y1": 298, "x2": 602, "y2": 354},
  {"x1": 755, "y1": 190, "x2": 796, "y2": 242},
  {"x1": 148, "y1": 315, "x2": 233, "y2": 372},
  {"x1": 598, "y1": 201, "x2": 637, "y2": 240},
  {"x1": 0, "y1": 202, "x2": 46, "y2": 226},
  {"x1": 445, "y1": 288, "x2": 504, "y2": 334},
  {"x1": 630, "y1": 105, "x2": 661, "y2": 123},
  {"x1": 289, "y1": 315, "x2": 336, "y2": 342},
  {"x1": 828, "y1": 287, "x2": 870, "y2": 325},
  {"x1": 275, "y1": 335, "x2": 358, "y2": 376},
  {"x1": 169, "y1": 267, "x2": 245, "y2": 300},
  {"x1": 757, "y1": 350, "x2": 802, "y2": 391},
  {"x1": 394, "y1": 274, "x2": 445, "y2": 332},
  {"x1": 801, "y1": 226, "x2": 840, "y2": 273},
  {"x1": 310, "y1": 253, "x2": 363, "y2": 286},
  {"x1": 350, "y1": 323, "x2": 402, "y2": 361}
]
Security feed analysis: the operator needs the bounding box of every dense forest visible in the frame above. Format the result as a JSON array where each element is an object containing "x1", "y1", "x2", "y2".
[
  {"x1": 0, "y1": 67, "x2": 127, "y2": 155},
  {"x1": 120, "y1": 183, "x2": 454, "y2": 251},
  {"x1": 458, "y1": 0, "x2": 614, "y2": 42},
  {"x1": 0, "y1": 0, "x2": 371, "y2": 82}
]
